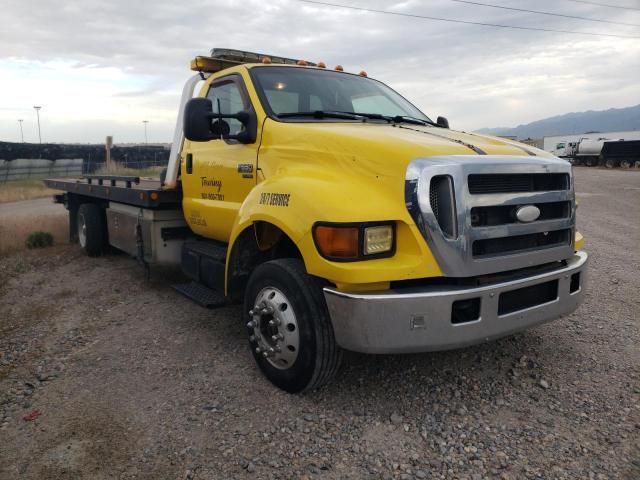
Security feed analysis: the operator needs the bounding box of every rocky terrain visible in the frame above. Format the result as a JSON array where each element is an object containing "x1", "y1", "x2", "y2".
[{"x1": 0, "y1": 168, "x2": 638, "y2": 479}]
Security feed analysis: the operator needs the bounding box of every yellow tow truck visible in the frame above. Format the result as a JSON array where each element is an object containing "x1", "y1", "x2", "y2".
[{"x1": 46, "y1": 49, "x2": 588, "y2": 392}]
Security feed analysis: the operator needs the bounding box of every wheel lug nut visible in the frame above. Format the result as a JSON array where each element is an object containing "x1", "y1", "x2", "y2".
[
  {"x1": 255, "y1": 347, "x2": 262, "y2": 354},
  {"x1": 268, "y1": 319, "x2": 281, "y2": 327},
  {"x1": 274, "y1": 345, "x2": 281, "y2": 353},
  {"x1": 247, "y1": 320, "x2": 256, "y2": 328},
  {"x1": 248, "y1": 309, "x2": 254, "y2": 316},
  {"x1": 249, "y1": 335, "x2": 256, "y2": 342},
  {"x1": 262, "y1": 351, "x2": 269, "y2": 358},
  {"x1": 271, "y1": 333, "x2": 284, "y2": 341}
]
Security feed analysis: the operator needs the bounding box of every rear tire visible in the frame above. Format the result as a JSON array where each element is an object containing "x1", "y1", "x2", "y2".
[
  {"x1": 77, "y1": 203, "x2": 107, "y2": 257},
  {"x1": 243, "y1": 259, "x2": 342, "y2": 393},
  {"x1": 620, "y1": 159, "x2": 632, "y2": 169}
]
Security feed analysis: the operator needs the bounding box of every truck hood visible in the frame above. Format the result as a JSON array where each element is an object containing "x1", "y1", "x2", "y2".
[{"x1": 259, "y1": 120, "x2": 553, "y2": 180}]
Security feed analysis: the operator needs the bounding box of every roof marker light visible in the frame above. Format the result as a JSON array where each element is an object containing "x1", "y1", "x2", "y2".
[
  {"x1": 262, "y1": 57, "x2": 272, "y2": 64},
  {"x1": 359, "y1": 70, "x2": 368, "y2": 77},
  {"x1": 335, "y1": 65, "x2": 344, "y2": 71},
  {"x1": 297, "y1": 59, "x2": 307, "y2": 66},
  {"x1": 317, "y1": 62, "x2": 326, "y2": 68}
]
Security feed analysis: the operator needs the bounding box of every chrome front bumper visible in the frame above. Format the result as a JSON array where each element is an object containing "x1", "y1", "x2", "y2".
[{"x1": 323, "y1": 251, "x2": 588, "y2": 354}]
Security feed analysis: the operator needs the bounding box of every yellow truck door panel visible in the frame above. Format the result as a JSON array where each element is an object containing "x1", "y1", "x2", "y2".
[{"x1": 182, "y1": 74, "x2": 259, "y2": 242}]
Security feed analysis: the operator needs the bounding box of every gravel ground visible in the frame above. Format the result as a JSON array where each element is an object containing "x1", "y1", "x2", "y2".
[{"x1": 0, "y1": 167, "x2": 638, "y2": 480}]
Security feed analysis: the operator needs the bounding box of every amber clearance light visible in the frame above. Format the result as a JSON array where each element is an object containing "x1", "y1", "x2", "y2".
[{"x1": 313, "y1": 225, "x2": 359, "y2": 259}]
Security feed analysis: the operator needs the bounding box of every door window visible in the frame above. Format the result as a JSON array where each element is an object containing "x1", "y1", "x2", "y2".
[{"x1": 207, "y1": 78, "x2": 249, "y2": 136}]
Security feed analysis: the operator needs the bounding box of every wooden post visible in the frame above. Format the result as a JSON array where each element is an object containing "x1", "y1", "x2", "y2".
[{"x1": 105, "y1": 136, "x2": 113, "y2": 171}]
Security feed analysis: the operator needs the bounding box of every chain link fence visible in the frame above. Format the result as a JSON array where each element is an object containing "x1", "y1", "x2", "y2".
[{"x1": 0, "y1": 141, "x2": 170, "y2": 183}]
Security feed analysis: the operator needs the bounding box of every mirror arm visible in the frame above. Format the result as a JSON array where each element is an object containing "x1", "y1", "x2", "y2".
[{"x1": 205, "y1": 112, "x2": 249, "y2": 122}]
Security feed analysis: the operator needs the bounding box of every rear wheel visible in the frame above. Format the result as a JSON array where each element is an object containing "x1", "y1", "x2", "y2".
[
  {"x1": 604, "y1": 158, "x2": 617, "y2": 169},
  {"x1": 77, "y1": 203, "x2": 107, "y2": 257},
  {"x1": 244, "y1": 259, "x2": 342, "y2": 393},
  {"x1": 620, "y1": 159, "x2": 633, "y2": 169}
]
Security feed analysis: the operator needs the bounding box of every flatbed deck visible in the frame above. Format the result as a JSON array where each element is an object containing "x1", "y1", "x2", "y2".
[{"x1": 45, "y1": 176, "x2": 182, "y2": 209}]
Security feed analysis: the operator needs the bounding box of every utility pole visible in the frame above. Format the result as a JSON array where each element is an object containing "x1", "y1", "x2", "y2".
[
  {"x1": 33, "y1": 106, "x2": 42, "y2": 144},
  {"x1": 142, "y1": 120, "x2": 149, "y2": 145},
  {"x1": 17, "y1": 119, "x2": 24, "y2": 142}
]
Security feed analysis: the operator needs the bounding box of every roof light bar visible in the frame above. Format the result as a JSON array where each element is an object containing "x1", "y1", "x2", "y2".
[
  {"x1": 191, "y1": 48, "x2": 324, "y2": 73},
  {"x1": 211, "y1": 48, "x2": 316, "y2": 66}
]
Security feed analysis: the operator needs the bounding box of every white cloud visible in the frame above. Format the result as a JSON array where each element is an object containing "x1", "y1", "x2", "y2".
[{"x1": 1, "y1": 0, "x2": 638, "y2": 142}]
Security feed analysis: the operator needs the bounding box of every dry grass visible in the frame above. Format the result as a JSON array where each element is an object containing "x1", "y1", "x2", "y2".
[
  {"x1": 0, "y1": 179, "x2": 62, "y2": 203},
  {"x1": 0, "y1": 213, "x2": 68, "y2": 257}
]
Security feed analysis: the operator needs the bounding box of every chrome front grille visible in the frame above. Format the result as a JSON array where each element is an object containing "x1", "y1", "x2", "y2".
[
  {"x1": 470, "y1": 201, "x2": 570, "y2": 227},
  {"x1": 468, "y1": 173, "x2": 569, "y2": 194},
  {"x1": 405, "y1": 156, "x2": 575, "y2": 277}
]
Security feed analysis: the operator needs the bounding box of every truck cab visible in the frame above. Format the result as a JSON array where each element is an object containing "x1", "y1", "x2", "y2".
[{"x1": 48, "y1": 49, "x2": 588, "y2": 393}]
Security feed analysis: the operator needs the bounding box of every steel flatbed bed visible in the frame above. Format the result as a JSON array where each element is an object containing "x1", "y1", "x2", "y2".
[{"x1": 44, "y1": 175, "x2": 182, "y2": 209}]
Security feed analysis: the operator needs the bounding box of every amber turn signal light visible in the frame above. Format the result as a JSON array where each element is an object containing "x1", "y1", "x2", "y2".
[{"x1": 314, "y1": 225, "x2": 359, "y2": 259}]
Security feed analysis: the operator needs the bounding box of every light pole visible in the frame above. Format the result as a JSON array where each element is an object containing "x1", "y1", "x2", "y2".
[
  {"x1": 142, "y1": 120, "x2": 149, "y2": 145},
  {"x1": 17, "y1": 119, "x2": 24, "y2": 143},
  {"x1": 33, "y1": 106, "x2": 42, "y2": 144}
]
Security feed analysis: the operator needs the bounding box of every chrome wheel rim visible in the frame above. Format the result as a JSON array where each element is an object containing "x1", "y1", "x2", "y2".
[
  {"x1": 247, "y1": 287, "x2": 299, "y2": 370},
  {"x1": 78, "y1": 213, "x2": 87, "y2": 248}
]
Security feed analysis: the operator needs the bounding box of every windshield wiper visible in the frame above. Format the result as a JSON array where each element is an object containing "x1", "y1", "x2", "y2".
[
  {"x1": 277, "y1": 111, "x2": 365, "y2": 121},
  {"x1": 341, "y1": 112, "x2": 438, "y2": 127},
  {"x1": 340, "y1": 112, "x2": 394, "y2": 123},
  {"x1": 392, "y1": 115, "x2": 438, "y2": 127}
]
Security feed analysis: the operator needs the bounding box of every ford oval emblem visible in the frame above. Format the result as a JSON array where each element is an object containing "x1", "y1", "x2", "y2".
[{"x1": 516, "y1": 205, "x2": 541, "y2": 223}]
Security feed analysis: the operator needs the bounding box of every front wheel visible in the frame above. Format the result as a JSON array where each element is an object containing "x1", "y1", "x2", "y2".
[{"x1": 243, "y1": 259, "x2": 342, "y2": 393}]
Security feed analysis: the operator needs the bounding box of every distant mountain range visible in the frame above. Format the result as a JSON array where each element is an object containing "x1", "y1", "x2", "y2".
[{"x1": 476, "y1": 104, "x2": 640, "y2": 139}]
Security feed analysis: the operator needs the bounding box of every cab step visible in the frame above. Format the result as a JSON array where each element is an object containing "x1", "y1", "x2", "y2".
[
  {"x1": 181, "y1": 239, "x2": 227, "y2": 291},
  {"x1": 173, "y1": 282, "x2": 227, "y2": 308}
]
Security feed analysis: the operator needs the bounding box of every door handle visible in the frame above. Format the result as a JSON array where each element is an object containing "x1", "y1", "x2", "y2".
[{"x1": 186, "y1": 153, "x2": 193, "y2": 174}]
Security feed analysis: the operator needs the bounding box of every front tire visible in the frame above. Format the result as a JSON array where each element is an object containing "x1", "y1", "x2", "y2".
[
  {"x1": 77, "y1": 203, "x2": 107, "y2": 257},
  {"x1": 243, "y1": 259, "x2": 342, "y2": 393}
]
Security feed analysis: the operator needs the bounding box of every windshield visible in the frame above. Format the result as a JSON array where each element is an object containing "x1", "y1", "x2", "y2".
[{"x1": 251, "y1": 66, "x2": 430, "y2": 121}]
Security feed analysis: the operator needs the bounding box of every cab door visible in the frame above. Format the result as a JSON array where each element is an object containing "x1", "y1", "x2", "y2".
[{"x1": 182, "y1": 74, "x2": 260, "y2": 242}]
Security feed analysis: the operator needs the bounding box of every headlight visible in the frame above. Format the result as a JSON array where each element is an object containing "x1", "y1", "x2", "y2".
[
  {"x1": 363, "y1": 225, "x2": 393, "y2": 255},
  {"x1": 313, "y1": 222, "x2": 395, "y2": 261}
]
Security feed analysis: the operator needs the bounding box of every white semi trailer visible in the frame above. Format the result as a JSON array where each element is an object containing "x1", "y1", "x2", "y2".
[{"x1": 551, "y1": 137, "x2": 639, "y2": 168}]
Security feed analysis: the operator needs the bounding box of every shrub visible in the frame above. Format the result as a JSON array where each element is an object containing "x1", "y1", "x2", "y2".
[{"x1": 26, "y1": 231, "x2": 54, "y2": 249}]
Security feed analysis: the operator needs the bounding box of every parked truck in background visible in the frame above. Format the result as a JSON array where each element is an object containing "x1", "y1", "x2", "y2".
[
  {"x1": 45, "y1": 49, "x2": 588, "y2": 393},
  {"x1": 552, "y1": 137, "x2": 640, "y2": 168}
]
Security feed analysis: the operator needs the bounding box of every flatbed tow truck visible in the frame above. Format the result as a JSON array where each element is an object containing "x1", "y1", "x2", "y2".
[{"x1": 46, "y1": 49, "x2": 588, "y2": 392}]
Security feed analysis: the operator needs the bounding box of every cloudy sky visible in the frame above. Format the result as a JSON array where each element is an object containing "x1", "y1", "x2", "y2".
[{"x1": 1, "y1": 0, "x2": 639, "y2": 144}]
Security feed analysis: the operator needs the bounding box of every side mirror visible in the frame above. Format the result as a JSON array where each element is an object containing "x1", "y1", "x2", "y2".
[
  {"x1": 183, "y1": 97, "x2": 257, "y2": 144},
  {"x1": 436, "y1": 116, "x2": 450, "y2": 129},
  {"x1": 184, "y1": 98, "x2": 215, "y2": 142}
]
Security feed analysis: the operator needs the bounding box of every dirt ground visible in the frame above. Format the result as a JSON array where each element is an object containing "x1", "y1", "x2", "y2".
[{"x1": 0, "y1": 168, "x2": 638, "y2": 480}]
